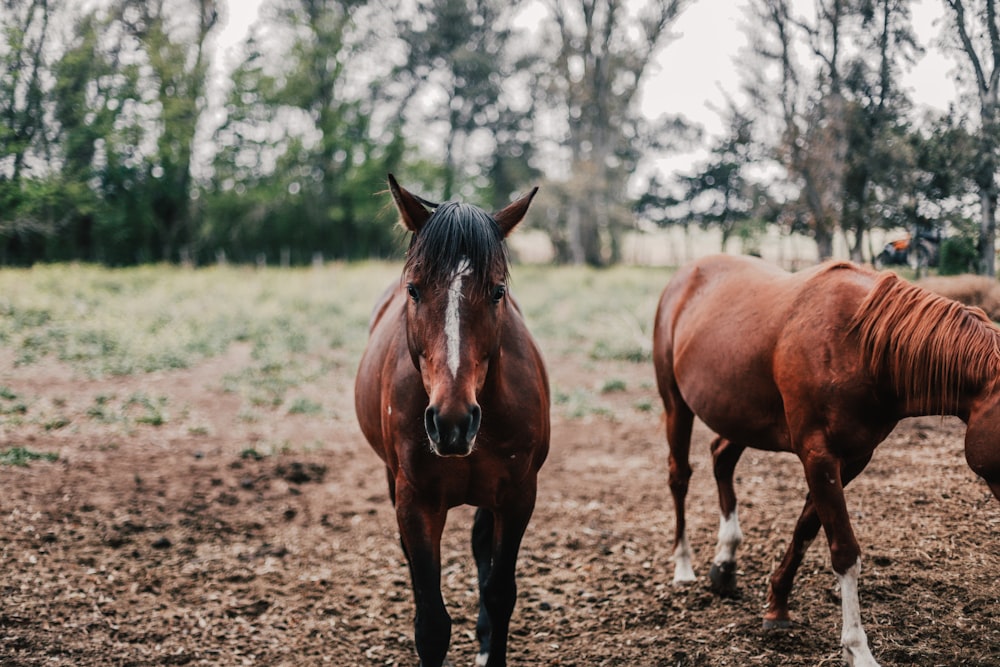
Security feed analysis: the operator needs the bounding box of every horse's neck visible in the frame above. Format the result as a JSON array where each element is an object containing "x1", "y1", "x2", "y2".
[{"x1": 894, "y1": 372, "x2": 991, "y2": 422}]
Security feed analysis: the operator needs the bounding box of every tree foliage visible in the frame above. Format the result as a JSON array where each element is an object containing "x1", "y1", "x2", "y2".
[
  {"x1": 531, "y1": 0, "x2": 691, "y2": 266},
  {"x1": 941, "y1": 0, "x2": 1000, "y2": 275},
  {"x1": 0, "y1": 0, "x2": 995, "y2": 268},
  {"x1": 205, "y1": 0, "x2": 403, "y2": 263}
]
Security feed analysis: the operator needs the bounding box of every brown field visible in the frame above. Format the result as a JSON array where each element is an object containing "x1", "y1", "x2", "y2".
[{"x1": 1, "y1": 263, "x2": 998, "y2": 666}]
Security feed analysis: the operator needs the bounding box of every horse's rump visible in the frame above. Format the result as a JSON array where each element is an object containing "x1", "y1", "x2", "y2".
[{"x1": 656, "y1": 255, "x2": 873, "y2": 446}]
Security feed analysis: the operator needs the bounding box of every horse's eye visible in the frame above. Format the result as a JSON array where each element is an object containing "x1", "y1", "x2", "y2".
[
  {"x1": 406, "y1": 283, "x2": 420, "y2": 302},
  {"x1": 491, "y1": 285, "x2": 506, "y2": 303}
]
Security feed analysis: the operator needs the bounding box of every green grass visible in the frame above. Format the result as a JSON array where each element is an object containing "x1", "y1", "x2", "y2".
[
  {"x1": 287, "y1": 397, "x2": 323, "y2": 415},
  {"x1": 511, "y1": 264, "x2": 665, "y2": 360},
  {"x1": 0, "y1": 261, "x2": 673, "y2": 373},
  {"x1": 0, "y1": 262, "x2": 400, "y2": 378},
  {"x1": 0, "y1": 261, "x2": 678, "y2": 423},
  {"x1": 0, "y1": 446, "x2": 58, "y2": 466}
]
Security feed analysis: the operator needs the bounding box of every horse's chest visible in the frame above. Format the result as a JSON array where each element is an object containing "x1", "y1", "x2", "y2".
[{"x1": 403, "y1": 448, "x2": 535, "y2": 509}]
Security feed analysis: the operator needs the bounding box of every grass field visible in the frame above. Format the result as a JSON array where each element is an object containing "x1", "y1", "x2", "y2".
[
  {"x1": 2, "y1": 260, "x2": 998, "y2": 666},
  {"x1": 0, "y1": 261, "x2": 672, "y2": 447},
  {"x1": 0, "y1": 262, "x2": 670, "y2": 371}
]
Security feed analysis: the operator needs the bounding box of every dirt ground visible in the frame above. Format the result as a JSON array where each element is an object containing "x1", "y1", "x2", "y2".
[{"x1": 1, "y1": 338, "x2": 999, "y2": 666}]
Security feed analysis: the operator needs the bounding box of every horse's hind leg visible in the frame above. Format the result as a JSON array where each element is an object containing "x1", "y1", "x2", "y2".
[
  {"x1": 708, "y1": 437, "x2": 745, "y2": 597},
  {"x1": 663, "y1": 391, "x2": 696, "y2": 583},
  {"x1": 472, "y1": 508, "x2": 494, "y2": 666}
]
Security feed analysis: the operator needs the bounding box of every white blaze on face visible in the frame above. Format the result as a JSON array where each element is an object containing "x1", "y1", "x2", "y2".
[{"x1": 445, "y1": 258, "x2": 473, "y2": 378}]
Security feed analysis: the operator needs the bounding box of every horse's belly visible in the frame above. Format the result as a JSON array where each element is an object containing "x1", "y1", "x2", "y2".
[{"x1": 675, "y1": 354, "x2": 791, "y2": 452}]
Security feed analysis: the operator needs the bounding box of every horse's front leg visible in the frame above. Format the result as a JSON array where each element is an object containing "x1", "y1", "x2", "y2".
[
  {"x1": 798, "y1": 443, "x2": 880, "y2": 667},
  {"x1": 478, "y1": 484, "x2": 536, "y2": 667},
  {"x1": 764, "y1": 495, "x2": 821, "y2": 628},
  {"x1": 395, "y1": 478, "x2": 451, "y2": 667},
  {"x1": 766, "y1": 454, "x2": 873, "y2": 628}
]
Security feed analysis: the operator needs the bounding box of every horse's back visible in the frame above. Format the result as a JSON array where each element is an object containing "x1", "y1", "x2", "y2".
[
  {"x1": 655, "y1": 254, "x2": 800, "y2": 361},
  {"x1": 657, "y1": 254, "x2": 871, "y2": 348},
  {"x1": 654, "y1": 254, "x2": 875, "y2": 449}
]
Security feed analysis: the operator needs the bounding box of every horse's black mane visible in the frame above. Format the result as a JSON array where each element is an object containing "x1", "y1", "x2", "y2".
[{"x1": 404, "y1": 201, "x2": 509, "y2": 292}]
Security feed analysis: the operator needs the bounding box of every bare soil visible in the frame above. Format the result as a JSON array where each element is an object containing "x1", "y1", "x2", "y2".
[{"x1": 1, "y1": 342, "x2": 998, "y2": 666}]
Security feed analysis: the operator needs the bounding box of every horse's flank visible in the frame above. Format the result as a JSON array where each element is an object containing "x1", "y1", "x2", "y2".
[{"x1": 849, "y1": 270, "x2": 1000, "y2": 415}]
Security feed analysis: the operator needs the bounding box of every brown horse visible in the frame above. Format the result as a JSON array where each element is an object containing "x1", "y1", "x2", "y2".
[
  {"x1": 652, "y1": 253, "x2": 1000, "y2": 667},
  {"x1": 355, "y1": 175, "x2": 549, "y2": 667}
]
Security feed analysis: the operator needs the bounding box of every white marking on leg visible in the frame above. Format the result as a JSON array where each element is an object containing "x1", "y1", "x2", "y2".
[
  {"x1": 445, "y1": 258, "x2": 472, "y2": 378},
  {"x1": 713, "y1": 510, "x2": 743, "y2": 565},
  {"x1": 672, "y1": 534, "x2": 697, "y2": 583},
  {"x1": 836, "y1": 558, "x2": 880, "y2": 667},
  {"x1": 475, "y1": 651, "x2": 489, "y2": 666}
]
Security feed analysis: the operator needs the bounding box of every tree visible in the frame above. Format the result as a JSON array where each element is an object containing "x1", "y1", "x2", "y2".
[
  {"x1": 206, "y1": 0, "x2": 403, "y2": 262},
  {"x1": 44, "y1": 6, "x2": 145, "y2": 263},
  {"x1": 745, "y1": 0, "x2": 849, "y2": 261},
  {"x1": 669, "y1": 106, "x2": 774, "y2": 252},
  {"x1": 395, "y1": 0, "x2": 538, "y2": 206},
  {"x1": 839, "y1": 0, "x2": 919, "y2": 262},
  {"x1": 0, "y1": 0, "x2": 55, "y2": 261},
  {"x1": 909, "y1": 108, "x2": 981, "y2": 253},
  {"x1": 115, "y1": 0, "x2": 220, "y2": 262},
  {"x1": 533, "y1": 0, "x2": 690, "y2": 265},
  {"x1": 743, "y1": 0, "x2": 921, "y2": 263},
  {"x1": 941, "y1": 0, "x2": 1000, "y2": 275}
]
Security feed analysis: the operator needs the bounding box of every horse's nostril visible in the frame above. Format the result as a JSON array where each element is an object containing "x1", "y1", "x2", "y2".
[
  {"x1": 467, "y1": 404, "x2": 482, "y2": 440},
  {"x1": 425, "y1": 404, "x2": 481, "y2": 454},
  {"x1": 424, "y1": 406, "x2": 440, "y2": 444}
]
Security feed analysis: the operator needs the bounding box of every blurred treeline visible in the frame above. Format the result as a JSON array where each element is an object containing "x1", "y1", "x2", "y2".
[{"x1": 1, "y1": 0, "x2": 998, "y2": 271}]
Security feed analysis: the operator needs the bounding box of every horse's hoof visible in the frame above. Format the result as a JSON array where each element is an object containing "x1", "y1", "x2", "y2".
[
  {"x1": 708, "y1": 561, "x2": 739, "y2": 597},
  {"x1": 762, "y1": 616, "x2": 792, "y2": 631}
]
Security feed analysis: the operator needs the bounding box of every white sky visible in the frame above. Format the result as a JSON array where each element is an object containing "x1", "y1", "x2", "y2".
[
  {"x1": 640, "y1": 0, "x2": 957, "y2": 133},
  {"x1": 210, "y1": 0, "x2": 962, "y2": 182}
]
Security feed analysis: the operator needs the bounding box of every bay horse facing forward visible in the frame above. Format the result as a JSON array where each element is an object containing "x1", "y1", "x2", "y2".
[
  {"x1": 355, "y1": 176, "x2": 549, "y2": 667},
  {"x1": 653, "y1": 254, "x2": 1000, "y2": 667}
]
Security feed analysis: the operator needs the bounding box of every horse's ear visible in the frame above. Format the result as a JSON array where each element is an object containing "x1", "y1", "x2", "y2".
[
  {"x1": 388, "y1": 173, "x2": 432, "y2": 232},
  {"x1": 494, "y1": 187, "x2": 538, "y2": 237}
]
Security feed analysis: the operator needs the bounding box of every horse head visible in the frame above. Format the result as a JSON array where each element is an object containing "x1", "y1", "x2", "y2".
[{"x1": 388, "y1": 174, "x2": 536, "y2": 457}]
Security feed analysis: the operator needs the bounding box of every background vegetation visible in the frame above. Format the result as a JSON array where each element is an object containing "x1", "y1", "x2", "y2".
[
  {"x1": 1, "y1": 0, "x2": 998, "y2": 271},
  {"x1": 0, "y1": 262, "x2": 665, "y2": 436}
]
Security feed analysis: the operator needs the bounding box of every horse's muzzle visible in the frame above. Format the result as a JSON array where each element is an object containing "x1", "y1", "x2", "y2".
[{"x1": 424, "y1": 404, "x2": 481, "y2": 456}]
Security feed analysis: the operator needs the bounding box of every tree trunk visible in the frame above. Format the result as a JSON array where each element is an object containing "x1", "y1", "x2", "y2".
[
  {"x1": 979, "y1": 187, "x2": 998, "y2": 276},
  {"x1": 945, "y1": 0, "x2": 999, "y2": 275}
]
